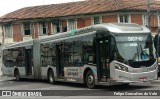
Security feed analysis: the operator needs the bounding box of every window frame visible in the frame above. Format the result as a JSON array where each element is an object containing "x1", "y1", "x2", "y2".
[
  {"x1": 118, "y1": 15, "x2": 130, "y2": 23},
  {"x1": 39, "y1": 22, "x2": 48, "y2": 35},
  {"x1": 3, "y1": 24, "x2": 13, "y2": 37},
  {"x1": 142, "y1": 14, "x2": 148, "y2": 27},
  {"x1": 67, "y1": 19, "x2": 77, "y2": 31},
  {"x1": 23, "y1": 23, "x2": 31, "y2": 36},
  {"x1": 92, "y1": 16, "x2": 102, "y2": 25},
  {"x1": 52, "y1": 19, "x2": 62, "y2": 34}
]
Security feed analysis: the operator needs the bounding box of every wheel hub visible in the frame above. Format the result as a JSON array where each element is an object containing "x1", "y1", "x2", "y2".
[
  {"x1": 49, "y1": 74, "x2": 53, "y2": 82},
  {"x1": 88, "y1": 75, "x2": 94, "y2": 84}
]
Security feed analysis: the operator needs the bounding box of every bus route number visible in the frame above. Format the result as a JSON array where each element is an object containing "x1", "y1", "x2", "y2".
[{"x1": 128, "y1": 37, "x2": 143, "y2": 41}]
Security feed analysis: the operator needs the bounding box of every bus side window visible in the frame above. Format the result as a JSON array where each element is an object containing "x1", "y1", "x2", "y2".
[
  {"x1": 110, "y1": 37, "x2": 116, "y2": 61},
  {"x1": 64, "y1": 37, "x2": 83, "y2": 66},
  {"x1": 82, "y1": 35, "x2": 94, "y2": 64},
  {"x1": 73, "y1": 40, "x2": 82, "y2": 65}
]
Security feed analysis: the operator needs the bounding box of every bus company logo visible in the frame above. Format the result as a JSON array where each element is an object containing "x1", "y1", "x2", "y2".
[{"x1": 2, "y1": 91, "x2": 11, "y2": 96}]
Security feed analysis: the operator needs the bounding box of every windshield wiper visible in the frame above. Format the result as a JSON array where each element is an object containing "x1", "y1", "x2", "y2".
[{"x1": 132, "y1": 46, "x2": 139, "y2": 61}]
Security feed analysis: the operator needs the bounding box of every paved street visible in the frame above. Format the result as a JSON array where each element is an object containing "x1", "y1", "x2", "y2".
[{"x1": 0, "y1": 77, "x2": 159, "y2": 99}]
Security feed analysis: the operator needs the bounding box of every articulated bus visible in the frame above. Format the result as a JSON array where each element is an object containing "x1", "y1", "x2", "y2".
[{"x1": 2, "y1": 23, "x2": 158, "y2": 88}]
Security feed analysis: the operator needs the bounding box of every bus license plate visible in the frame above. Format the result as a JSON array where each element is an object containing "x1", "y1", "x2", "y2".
[{"x1": 140, "y1": 77, "x2": 147, "y2": 81}]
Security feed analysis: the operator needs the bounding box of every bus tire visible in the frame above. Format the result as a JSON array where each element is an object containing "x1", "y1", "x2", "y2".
[
  {"x1": 15, "y1": 69, "x2": 20, "y2": 81},
  {"x1": 48, "y1": 70, "x2": 55, "y2": 84},
  {"x1": 86, "y1": 70, "x2": 96, "y2": 89}
]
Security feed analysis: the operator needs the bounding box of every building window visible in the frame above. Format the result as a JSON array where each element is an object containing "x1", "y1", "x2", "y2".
[
  {"x1": 92, "y1": 16, "x2": 101, "y2": 25},
  {"x1": 67, "y1": 19, "x2": 76, "y2": 31},
  {"x1": 52, "y1": 20, "x2": 62, "y2": 33},
  {"x1": 119, "y1": 15, "x2": 129, "y2": 23},
  {"x1": 39, "y1": 22, "x2": 48, "y2": 35},
  {"x1": 4, "y1": 24, "x2": 12, "y2": 37},
  {"x1": 143, "y1": 14, "x2": 148, "y2": 27},
  {"x1": 23, "y1": 23, "x2": 31, "y2": 35}
]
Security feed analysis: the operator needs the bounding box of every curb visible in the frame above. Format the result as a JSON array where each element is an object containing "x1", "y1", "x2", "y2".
[
  {"x1": 152, "y1": 80, "x2": 160, "y2": 83},
  {"x1": 151, "y1": 79, "x2": 160, "y2": 83},
  {"x1": 0, "y1": 76, "x2": 15, "y2": 81}
]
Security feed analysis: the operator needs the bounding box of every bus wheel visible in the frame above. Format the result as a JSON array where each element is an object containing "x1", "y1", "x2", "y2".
[
  {"x1": 48, "y1": 70, "x2": 55, "y2": 84},
  {"x1": 15, "y1": 70, "x2": 20, "y2": 81},
  {"x1": 86, "y1": 70, "x2": 96, "y2": 89}
]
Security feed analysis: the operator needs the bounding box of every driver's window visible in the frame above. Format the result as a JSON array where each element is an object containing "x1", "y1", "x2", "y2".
[{"x1": 110, "y1": 37, "x2": 116, "y2": 61}]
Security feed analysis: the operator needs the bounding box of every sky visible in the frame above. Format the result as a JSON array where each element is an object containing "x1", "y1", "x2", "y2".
[{"x1": 0, "y1": 0, "x2": 85, "y2": 17}]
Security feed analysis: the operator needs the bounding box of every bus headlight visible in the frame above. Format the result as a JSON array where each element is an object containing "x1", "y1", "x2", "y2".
[
  {"x1": 115, "y1": 63, "x2": 129, "y2": 72},
  {"x1": 149, "y1": 64, "x2": 157, "y2": 71}
]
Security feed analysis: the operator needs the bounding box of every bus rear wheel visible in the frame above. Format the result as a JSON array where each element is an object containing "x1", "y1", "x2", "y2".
[
  {"x1": 86, "y1": 70, "x2": 96, "y2": 89},
  {"x1": 48, "y1": 70, "x2": 55, "y2": 84},
  {"x1": 15, "y1": 70, "x2": 20, "y2": 81}
]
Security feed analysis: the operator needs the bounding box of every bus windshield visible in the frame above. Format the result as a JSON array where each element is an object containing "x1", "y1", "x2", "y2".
[
  {"x1": 115, "y1": 34, "x2": 156, "y2": 67},
  {"x1": 116, "y1": 41, "x2": 153, "y2": 61}
]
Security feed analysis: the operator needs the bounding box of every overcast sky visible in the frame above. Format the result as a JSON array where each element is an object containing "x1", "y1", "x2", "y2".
[{"x1": 0, "y1": 0, "x2": 85, "y2": 17}]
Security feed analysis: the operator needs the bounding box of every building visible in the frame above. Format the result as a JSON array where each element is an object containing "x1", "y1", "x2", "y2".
[{"x1": 0, "y1": 0, "x2": 160, "y2": 44}]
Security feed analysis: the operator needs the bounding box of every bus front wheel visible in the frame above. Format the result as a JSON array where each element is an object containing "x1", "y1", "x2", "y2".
[
  {"x1": 86, "y1": 70, "x2": 96, "y2": 89},
  {"x1": 15, "y1": 70, "x2": 20, "y2": 81},
  {"x1": 48, "y1": 70, "x2": 55, "y2": 84}
]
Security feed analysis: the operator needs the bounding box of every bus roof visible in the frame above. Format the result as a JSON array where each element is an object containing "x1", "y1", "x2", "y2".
[
  {"x1": 4, "y1": 23, "x2": 150, "y2": 49},
  {"x1": 93, "y1": 23, "x2": 150, "y2": 33}
]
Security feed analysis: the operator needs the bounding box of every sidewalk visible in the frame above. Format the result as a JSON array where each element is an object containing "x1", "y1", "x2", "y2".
[
  {"x1": 0, "y1": 76, "x2": 15, "y2": 81},
  {"x1": 151, "y1": 77, "x2": 160, "y2": 83}
]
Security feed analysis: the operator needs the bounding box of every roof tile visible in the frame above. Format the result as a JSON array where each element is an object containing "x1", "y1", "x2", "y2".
[{"x1": 0, "y1": 0, "x2": 160, "y2": 22}]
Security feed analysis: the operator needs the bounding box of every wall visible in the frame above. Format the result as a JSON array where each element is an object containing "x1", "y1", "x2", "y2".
[
  {"x1": 1, "y1": 13, "x2": 160, "y2": 44},
  {"x1": 102, "y1": 14, "x2": 118, "y2": 23},
  {"x1": 12, "y1": 23, "x2": 23, "y2": 42},
  {"x1": 131, "y1": 14, "x2": 143, "y2": 25}
]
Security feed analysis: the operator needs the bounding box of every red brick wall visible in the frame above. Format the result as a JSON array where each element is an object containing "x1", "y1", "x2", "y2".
[
  {"x1": 150, "y1": 15, "x2": 158, "y2": 33},
  {"x1": 62, "y1": 19, "x2": 67, "y2": 32},
  {"x1": 12, "y1": 23, "x2": 23, "y2": 42},
  {"x1": 77, "y1": 18, "x2": 85, "y2": 28},
  {"x1": 48, "y1": 22, "x2": 52, "y2": 35},
  {"x1": 102, "y1": 15, "x2": 118, "y2": 23},
  {"x1": 131, "y1": 14, "x2": 142, "y2": 25},
  {"x1": 32, "y1": 23, "x2": 38, "y2": 39},
  {"x1": 84, "y1": 18, "x2": 91, "y2": 26},
  {"x1": 150, "y1": 15, "x2": 158, "y2": 27}
]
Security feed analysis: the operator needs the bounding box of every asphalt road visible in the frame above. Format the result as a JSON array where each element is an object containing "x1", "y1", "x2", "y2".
[{"x1": 0, "y1": 77, "x2": 160, "y2": 99}]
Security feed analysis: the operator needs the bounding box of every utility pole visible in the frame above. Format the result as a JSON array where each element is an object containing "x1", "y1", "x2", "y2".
[
  {"x1": 157, "y1": 9, "x2": 160, "y2": 79},
  {"x1": 43, "y1": 0, "x2": 44, "y2": 5},
  {"x1": 147, "y1": 0, "x2": 151, "y2": 29}
]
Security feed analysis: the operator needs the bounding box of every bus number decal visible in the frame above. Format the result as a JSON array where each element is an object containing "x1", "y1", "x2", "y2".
[{"x1": 128, "y1": 37, "x2": 143, "y2": 41}]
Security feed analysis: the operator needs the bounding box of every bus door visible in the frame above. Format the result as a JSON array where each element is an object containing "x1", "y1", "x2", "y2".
[
  {"x1": 96, "y1": 38, "x2": 110, "y2": 82},
  {"x1": 25, "y1": 49, "x2": 32, "y2": 75},
  {"x1": 56, "y1": 43, "x2": 64, "y2": 78}
]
